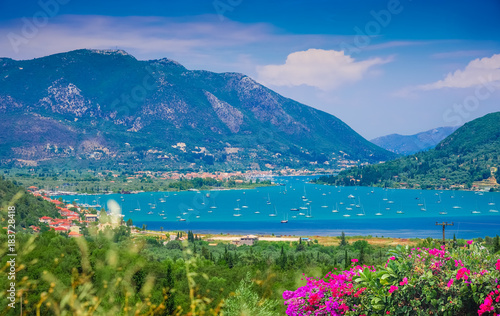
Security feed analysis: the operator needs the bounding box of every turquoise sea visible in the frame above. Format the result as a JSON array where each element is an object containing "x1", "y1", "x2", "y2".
[{"x1": 56, "y1": 176, "x2": 500, "y2": 239}]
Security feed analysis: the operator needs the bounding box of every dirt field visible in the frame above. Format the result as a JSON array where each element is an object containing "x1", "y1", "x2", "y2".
[{"x1": 138, "y1": 230, "x2": 420, "y2": 247}]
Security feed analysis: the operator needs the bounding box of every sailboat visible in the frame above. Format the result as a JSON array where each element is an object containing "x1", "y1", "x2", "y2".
[
  {"x1": 302, "y1": 187, "x2": 308, "y2": 201},
  {"x1": 267, "y1": 193, "x2": 271, "y2": 205},
  {"x1": 134, "y1": 201, "x2": 141, "y2": 211},
  {"x1": 305, "y1": 206, "x2": 313, "y2": 218},
  {"x1": 420, "y1": 199, "x2": 427, "y2": 211},
  {"x1": 471, "y1": 201, "x2": 481, "y2": 214},
  {"x1": 281, "y1": 214, "x2": 288, "y2": 223},
  {"x1": 269, "y1": 206, "x2": 277, "y2": 217},
  {"x1": 241, "y1": 194, "x2": 249, "y2": 208},
  {"x1": 234, "y1": 202, "x2": 241, "y2": 212},
  {"x1": 210, "y1": 197, "x2": 217, "y2": 210},
  {"x1": 356, "y1": 206, "x2": 366, "y2": 216},
  {"x1": 332, "y1": 203, "x2": 339, "y2": 213}
]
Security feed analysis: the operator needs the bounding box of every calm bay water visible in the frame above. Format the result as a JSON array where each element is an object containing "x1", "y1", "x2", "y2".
[{"x1": 57, "y1": 176, "x2": 500, "y2": 239}]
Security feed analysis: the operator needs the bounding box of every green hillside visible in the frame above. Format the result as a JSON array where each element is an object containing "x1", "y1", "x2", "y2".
[
  {"x1": 316, "y1": 112, "x2": 500, "y2": 190},
  {"x1": 0, "y1": 176, "x2": 60, "y2": 228}
]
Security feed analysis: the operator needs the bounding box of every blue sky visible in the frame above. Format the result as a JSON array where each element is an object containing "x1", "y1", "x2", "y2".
[{"x1": 1, "y1": 0, "x2": 499, "y2": 138}]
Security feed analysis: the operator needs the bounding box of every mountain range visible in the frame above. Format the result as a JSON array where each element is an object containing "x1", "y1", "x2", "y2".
[
  {"x1": 317, "y1": 112, "x2": 500, "y2": 190},
  {"x1": 0, "y1": 49, "x2": 395, "y2": 170},
  {"x1": 370, "y1": 126, "x2": 459, "y2": 155}
]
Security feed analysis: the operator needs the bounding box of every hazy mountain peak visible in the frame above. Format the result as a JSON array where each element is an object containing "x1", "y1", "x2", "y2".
[
  {"x1": 371, "y1": 126, "x2": 459, "y2": 155},
  {"x1": 87, "y1": 49, "x2": 132, "y2": 56}
]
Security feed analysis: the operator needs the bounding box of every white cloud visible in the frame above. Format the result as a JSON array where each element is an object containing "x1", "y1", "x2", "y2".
[
  {"x1": 256, "y1": 49, "x2": 390, "y2": 90},
  {"x1": 0, "y1": 15, "x2": 274, "y2": 62},
  {"x1": 416, "y1": 54, "x2": 500, "y2": 90}
]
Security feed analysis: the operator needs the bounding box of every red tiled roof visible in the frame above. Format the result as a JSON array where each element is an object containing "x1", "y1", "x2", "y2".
[{"x1": 52, "y1": 227, "x2": 68, "y2": 231}]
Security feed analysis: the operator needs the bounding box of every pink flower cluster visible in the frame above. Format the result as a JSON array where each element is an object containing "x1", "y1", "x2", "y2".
[
  {"x1": 456, "y1": 267, "x2": 470, "y2": 281},
  {"x1": 283, "y1": 264, "x2": 374, "y2": 315},
  {"x1": 285, "y1": 245, "x2": 500, "y2": 315},
  {"x1": 478, "y1": 285, "x2": 500, "y2": 316},
  {"x1": 388, "y1": 285, "x2": 398, "y2": 294}
]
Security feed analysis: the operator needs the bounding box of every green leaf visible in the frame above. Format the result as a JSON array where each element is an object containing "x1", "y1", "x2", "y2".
[{"x1": 373, "y1": 304, "x2": 385, "y2": 311}]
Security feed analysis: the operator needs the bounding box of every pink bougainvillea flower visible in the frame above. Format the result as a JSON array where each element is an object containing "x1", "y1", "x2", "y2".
[
  {"x1": 456, "y1": 268, "x2": 470, "y2": 281},
  {"x1": 447, "y1": 279, "x2": 454, "y2": 288},
  {"x1": 466, "y1": 240, "x2": 473, "y2": 245},
  {"x1": 400, "y1": 277, "x2": 408, "y2": 286},
  {"x1": 351, "y1": 259, "x2": 358, "y2": 263},
  {"x1": 496, "y1": 259, "x2": 500, "y2": 271},
  {"x1": 388, "y1": 285, "x2": 398, "y2": 294}
]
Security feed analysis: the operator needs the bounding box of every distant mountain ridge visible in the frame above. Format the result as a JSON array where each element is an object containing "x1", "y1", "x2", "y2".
[
  {"x1": 0, "y1": 49, "x2": 395, "y2": 169},
  {"x1": 370, "y1": 126, "x2": 459, "y2": 156},
  {"x1": 316, "y1": 112, "x2": 500, "y2": 190}
]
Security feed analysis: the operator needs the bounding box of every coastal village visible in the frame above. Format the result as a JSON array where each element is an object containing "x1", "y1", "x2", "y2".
[{"x1": 31, "y1": 188, "x2": 98, "y2": 238}]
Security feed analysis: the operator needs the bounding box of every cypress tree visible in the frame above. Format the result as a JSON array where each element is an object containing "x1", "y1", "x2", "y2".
[
  {"x1": 359, "y1": 246, "x2": 365, "y2": 265},
  {"x1": 344, "y1": 249, "x2": 349, "y2": 269},
  {"x1": 165, "y1": 262, "x2": 176, "y2": 314},
  {"x1": 340, "y1": 231, "x2": 348, "y2": 247}
]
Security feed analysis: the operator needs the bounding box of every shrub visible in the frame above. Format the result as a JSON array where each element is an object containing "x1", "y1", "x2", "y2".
[{"x1": 284, "y1": 242, "x2": 500, "y2": 315}]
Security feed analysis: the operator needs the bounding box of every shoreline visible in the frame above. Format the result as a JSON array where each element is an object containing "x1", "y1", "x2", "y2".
[
  {"x1": 46, "y1": 183, "x2": 280, "y2": 196},
  {"x1": 314, "y1": 181, "x2": 496, "y2": 193}
]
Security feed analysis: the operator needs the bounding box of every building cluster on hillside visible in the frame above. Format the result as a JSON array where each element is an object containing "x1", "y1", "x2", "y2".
[
  {"x1": 96, "y1": 168, "x2": 340, "y2": 183},
  {"x1": 29, "y1": 188, "x2": 120, "y2": 237}
]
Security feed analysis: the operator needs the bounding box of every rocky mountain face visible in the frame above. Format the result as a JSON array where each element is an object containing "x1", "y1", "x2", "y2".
[
  {"x1": 0, "y1": 49, "x2": 395, "y2": 169},
  {"x1": 370, "y1": 126, "x2": 459, "y2": 156}
]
